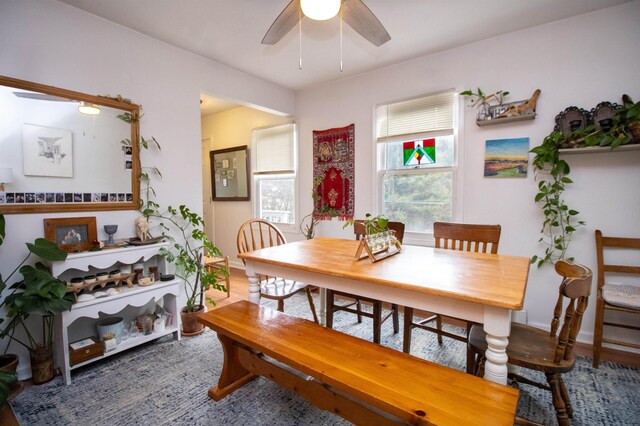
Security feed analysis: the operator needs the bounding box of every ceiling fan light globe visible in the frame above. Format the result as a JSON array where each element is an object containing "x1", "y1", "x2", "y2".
[{"x1": 301, "y1": 0, "x2": 341, "y2": 21}]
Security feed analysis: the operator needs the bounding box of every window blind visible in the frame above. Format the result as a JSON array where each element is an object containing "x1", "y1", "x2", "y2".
[
  {"x1": 376, "y1": 91, "x2": 455, "y2": 142},
  {"x1": 254, "y1": 123, "x2": 295, "y2": 174}
]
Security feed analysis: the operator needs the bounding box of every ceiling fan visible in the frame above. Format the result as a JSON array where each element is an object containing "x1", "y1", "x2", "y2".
[
  {"x1": 13, "y1": 91, "x2": 74, "y2": 102},
  {"x1": 262, "y1": 0, "x2": 391, "y2": 47}
]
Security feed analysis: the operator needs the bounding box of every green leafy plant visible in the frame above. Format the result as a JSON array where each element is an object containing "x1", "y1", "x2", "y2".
[
  {"x1": 530, "y1": 132, "x2": 585, "y2": 268},
  {"x1": 344, "y1": 213, "x2": 389, "y2": 235},
  {"x1": 0, "y1": 366, "x2": 17, "y2": 407},
  {"x1": 0, "y1": 213, "x2": 74, "y2": 391},
  {"x1": 460, "y1": 88, "x2": 510, "y2": 107},
  {"x1": 0, "y1": 214, "x2": 17, "y2": 407},
  {"x1": 150, "y1": 205, "x2": 227, "y2": 312},
  {"x1": 530, "y1": 95, "x2": 640, "y2": 268},
  {"x1": 117, "y1": 111, "x2": 162, "y2": 218},
  {"x1": 312, "y1": 176, "x2": 338, "y2": 218},
  {"x1": 299, "y1": 213, "x2": 320, "y2": 240}
]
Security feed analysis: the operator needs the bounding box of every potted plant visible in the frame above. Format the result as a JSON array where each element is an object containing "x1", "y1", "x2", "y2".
[
  {"x1": 0, "y1": 364, "x2": 18, "y2": 408},
  {"x1": 460, "y1": 88, "x2": 510, "y2": 120},
  {"x1": 299, "y1": 213, "x2": 320, "y2": 240},
  {"x1": 149, "y1": 205, "x2": 227, "y2": 335},
  {"x1": 617, "y1": 94, "x2": 640, "y2": 141},
  {"x1": 0, "y1": 213, "x2": 74, "y2": 384}
]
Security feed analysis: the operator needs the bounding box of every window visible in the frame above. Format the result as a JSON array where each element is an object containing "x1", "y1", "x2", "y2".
[
  {"x1": 253, "y1": 123, "x2": 297, "y2": 226},
  {"x1": 376, "y1": 91, "x2": 458, "y2": 235}
]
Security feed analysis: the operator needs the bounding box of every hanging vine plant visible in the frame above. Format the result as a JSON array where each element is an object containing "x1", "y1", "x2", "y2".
[
  {"x1": 530, "y1": 95, "x2": 640, "y2": 268},
  {"x1": 530, "y1": 131, "x2": 585, "y2": 268},
  {"x1": 116, "y1": 109, "x2": 162, "y2": 218}
]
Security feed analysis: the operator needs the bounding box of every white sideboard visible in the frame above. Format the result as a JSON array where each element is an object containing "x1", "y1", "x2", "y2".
[{"x1": 50, "y1": 242, "x2": 182, "y2": 385}]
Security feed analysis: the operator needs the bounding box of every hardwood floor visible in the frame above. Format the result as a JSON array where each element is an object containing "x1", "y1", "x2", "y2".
[{"x1": 206, "y1": 267, "x2": 640, "y2": 368}]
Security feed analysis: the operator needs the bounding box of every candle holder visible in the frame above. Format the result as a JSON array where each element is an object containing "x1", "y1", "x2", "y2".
[{"x1": 104, "y1": 224, "x2": 118, "y2": 246}]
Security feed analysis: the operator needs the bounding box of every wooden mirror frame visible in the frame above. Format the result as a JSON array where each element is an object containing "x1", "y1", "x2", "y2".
[{"x1": 0, "y1": 75, "x2": 140, "y2": 214}]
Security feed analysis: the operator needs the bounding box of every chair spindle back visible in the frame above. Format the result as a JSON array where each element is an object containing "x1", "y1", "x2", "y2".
[
  {"x1": 433, "y1": 222, "x2": 501, "y2": 254},
  {"x1": 550, "y1": 260, "x2": 592, "y2": 363}
]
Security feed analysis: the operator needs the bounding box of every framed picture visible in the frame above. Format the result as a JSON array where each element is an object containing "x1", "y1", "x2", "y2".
[
  {"x1": 44, "y1": 216, "x2": 97, "y2": 252},
  {"x1": 210, "y1": 145, "x2": 250, "y2": 201},
  {"x1": 23, "y1": 124, "x2": 73, "y2": 178},
  {"x1": 484, "y1": 138, "x2": 529, "y2": 178}
]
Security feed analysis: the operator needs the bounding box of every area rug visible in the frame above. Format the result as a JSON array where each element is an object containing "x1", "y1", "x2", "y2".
[{"x1": 11, "y1": 293, "x2": 640, "y2": 425}]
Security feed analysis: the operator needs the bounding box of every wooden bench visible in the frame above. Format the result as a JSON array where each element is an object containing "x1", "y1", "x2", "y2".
[{"x1": 198, "y1": 300, "x2": 518, "y2": 426}]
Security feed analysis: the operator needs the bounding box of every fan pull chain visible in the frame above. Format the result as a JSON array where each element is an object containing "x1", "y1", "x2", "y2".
[
  {"x1": 299, "y1": 6, "x2": 303, "y2": 69},
  {"x1": 339, "y1": 8, "x2": 343, "y2": 72}
]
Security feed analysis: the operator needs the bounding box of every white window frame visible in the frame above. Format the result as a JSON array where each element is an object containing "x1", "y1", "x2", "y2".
[
  {"x1": 373, "y1": 90, "x2": 463, "y2": 246},
  {"x1": 252, "y1": 122, "x2": 298, "y2": 232}
]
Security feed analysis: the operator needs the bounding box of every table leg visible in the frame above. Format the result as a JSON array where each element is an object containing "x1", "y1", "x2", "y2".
[
  {"x1": 245, "y1": 264, "x2": 261, "y2": 304},
  {"x1": 482, "y1": 307, "x2": 511, "y2": 385},
  {"x1": 319, "y1": 288, "x2": 327, "y2": 326}
]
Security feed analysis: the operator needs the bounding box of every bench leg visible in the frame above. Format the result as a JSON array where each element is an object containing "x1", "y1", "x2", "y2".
[{"x1": 208, "y1": 334, "x2": 258, "y2": 401}]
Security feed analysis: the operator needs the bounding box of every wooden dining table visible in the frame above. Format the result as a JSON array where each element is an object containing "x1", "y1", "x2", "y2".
[{"x1": 237, "y1": 237, "x2": 530, "y2": 385}]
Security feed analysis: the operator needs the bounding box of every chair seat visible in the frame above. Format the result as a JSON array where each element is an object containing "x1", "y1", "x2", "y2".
[
  {"x1": 469, "y1": 323, "x2": 576, "y2": 373},
  {"x1": 602, "y1": 284, "x2": 640, "y2": 310},
  {"x1": 260, "y1": 278, "x2": 307, "y2": 300}
]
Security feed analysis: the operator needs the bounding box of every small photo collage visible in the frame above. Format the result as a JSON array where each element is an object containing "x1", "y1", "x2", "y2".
[{"x1": 0, "y1": 192, "x2": 133, "y2": 205}]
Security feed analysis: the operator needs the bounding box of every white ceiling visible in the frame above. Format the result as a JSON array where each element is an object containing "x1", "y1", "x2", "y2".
[
  {"x1": 200, "y1": 94, "x2": 239, "y2": 116},
  {"x1": 58, "y1": 0, "x2": 630, "y2": 93}
]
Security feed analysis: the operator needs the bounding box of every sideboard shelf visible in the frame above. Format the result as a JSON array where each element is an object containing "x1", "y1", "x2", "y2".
[
  {"x1": 49, "y1": 241, "x2": 169, "y2": 275},
  {"x1": 52, "y1": 243, "x2": 181, "y2": 385},
  {"x1": 558, "y1": 144, "x2": 640, "y2": 155}
]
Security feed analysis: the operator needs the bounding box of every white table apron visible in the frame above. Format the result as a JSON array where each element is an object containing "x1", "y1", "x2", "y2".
[{"x1": 243, "y1": 259, "x2": 512, "y2": 385}]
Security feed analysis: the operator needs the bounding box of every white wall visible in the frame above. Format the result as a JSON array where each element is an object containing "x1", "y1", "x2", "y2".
[
  {"x1": 296, "y1": 1, "x2": 640, "y2": 346},
  {"x1": 0, "y1": 0, "x2": 294, "y2": 375},
  {"x1": 201, "y1": 107, "x2": 293, "y2": 267}
]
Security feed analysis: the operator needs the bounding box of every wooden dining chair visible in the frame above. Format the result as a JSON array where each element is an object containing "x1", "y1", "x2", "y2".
[
  {"x1": 237, "y1": 218, "x2": 318, "y2": 323},
  {"x1": 592, "y1": 230, "x2": 640, "y2": 368},
  {"x1": 325, "y1": 221, "x2": 405, "y2": 344},
  {"x1": 205, "y1": 255, "x2": 231, "y2": 298},
  {"x1": 468, "y1": 260, "x2": 592, "y2": 426},
  {"x1": 402, "y1": 222, "x2": 501, "y2": 373}
]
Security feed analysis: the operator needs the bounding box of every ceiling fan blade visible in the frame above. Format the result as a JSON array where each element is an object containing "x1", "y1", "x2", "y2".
[
  {"x1": 262, "y1": 0, "x2": 300, "y2": 45},
  {"x1": 342, "y1": 0, "x2": 391, "y2": 47},
  {"x1": 13, "y1": 92, "x2": 74, "y2": 102}
]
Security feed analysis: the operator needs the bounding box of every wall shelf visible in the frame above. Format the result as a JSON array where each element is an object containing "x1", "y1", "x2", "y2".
[
  {"x1": 558, "y1": 144, "x2": 640, "y2": 155},
  {"x1": 476, "y1": 113, "x2": 536, "y2": 126}
]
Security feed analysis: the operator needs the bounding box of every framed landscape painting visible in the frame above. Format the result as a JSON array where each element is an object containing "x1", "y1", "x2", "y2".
[{"x1": 484, "y1": 138, "x2": 529, "y2": 178}]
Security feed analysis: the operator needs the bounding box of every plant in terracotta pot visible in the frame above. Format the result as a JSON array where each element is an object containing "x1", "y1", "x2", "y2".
[
  {"x1": 149, "y1": 205, "x2": 227, "y2": 336},
  {"x1": 0, "y1": 213, "x2": 74, "y2": 385}
]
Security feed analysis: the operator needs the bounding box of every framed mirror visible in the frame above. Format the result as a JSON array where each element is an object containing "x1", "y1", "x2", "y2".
[
  {"x1": 210, "y1": 145, "x2": 250, "y2": 201},
  {"x1": 0, "y1": 75, "x2": 140, "y2": 214}
]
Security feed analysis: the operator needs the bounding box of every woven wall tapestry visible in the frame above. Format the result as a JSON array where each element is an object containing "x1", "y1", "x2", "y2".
[{"x1": 312, "y1": 124, "x2": 355, "y2": 220}]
